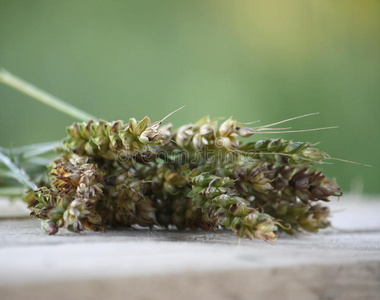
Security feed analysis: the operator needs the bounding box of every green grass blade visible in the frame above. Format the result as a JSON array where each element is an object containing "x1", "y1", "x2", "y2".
[
  {"x1": 9, "y1": 141, "x2": 59, "y2": 158},
  {"x1": 0, "y1": 151, "x2": 37, "y2": 190},
  {"x1": 0, "y1": 168, "x2": 18, "y2": 180},
  {"x1": 0, "y1": 187, "x2": 24, "y2": 197},
  {"x1": 0, "y1": 68, "x2": 98, "y2": 121}
]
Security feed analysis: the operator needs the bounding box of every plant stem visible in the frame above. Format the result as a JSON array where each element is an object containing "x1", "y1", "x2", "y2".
[
  {"x1": 0, "y1": 151, "x2": 37, "y2": 190},
  {"x1": 0, "y1": 69, "x2": 97, "y2": 121}
]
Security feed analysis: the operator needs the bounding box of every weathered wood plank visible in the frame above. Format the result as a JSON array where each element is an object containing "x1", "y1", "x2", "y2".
[{"x1": 0, "y1": 196, "x2": 379, "y2": 299}]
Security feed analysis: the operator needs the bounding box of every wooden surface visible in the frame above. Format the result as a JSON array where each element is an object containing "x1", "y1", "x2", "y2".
[{"x1": 0, "y1": 196, "x2": 379, "y2": 300}]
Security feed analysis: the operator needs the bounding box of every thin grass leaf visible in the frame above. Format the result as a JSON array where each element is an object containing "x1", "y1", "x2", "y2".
[
  {"x1": 0, "y1": 69, "x2": 97, "y2": 121},
  {"x1": 11, "y1": 141, "x2": 59, "y2": 158},
  {"x1": 0, "y1": 168, "x2": 18, "y2": 180},
  {"x1": 0, "y1": 187, "x2": 24, "y2": 197},
  {"x1": 0, "y1": 151, "x2": 37, "y2": 190},
  {"x1": 21, "y1": 157, "x2": 52, "y2": 166}
]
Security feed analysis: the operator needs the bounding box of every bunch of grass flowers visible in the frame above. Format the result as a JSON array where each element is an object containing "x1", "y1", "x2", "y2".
[
  {"x1": 26, "y1": 154, "x2": 105, "y2": 234},
  {"x1": 22, "y1": 113, "x2": 342, "y2": 240},
  {"x1": 1, "y1": 69, "x2": 357, "y2": 242}
]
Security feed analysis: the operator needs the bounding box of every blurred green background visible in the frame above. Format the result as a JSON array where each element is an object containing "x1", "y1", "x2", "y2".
[{"x1": 0, "y1": 0, "x2": 379, "y2": 194}]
